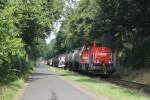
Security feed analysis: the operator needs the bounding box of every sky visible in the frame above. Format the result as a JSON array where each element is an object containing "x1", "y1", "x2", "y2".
[
  {"x1": 45, "y1": 20, "x2": 62, "y2": 44},
  {"x1": 45, "y1": 0, "x2": 80, "y2": 44}
]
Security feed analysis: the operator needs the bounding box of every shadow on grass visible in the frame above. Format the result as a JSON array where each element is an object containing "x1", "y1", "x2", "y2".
[
  {"x1": 122, "y1": 88, "x2": 138, "y2": 96},
  {"x1": 110, "y1": 84, "x2": 141, "y2": 96},
  {"x1": 58, "y1": 73, "x2": 76, "y2": 77},
  {"x1": 74, "y1": 78, "x2": 105, "y2": 84}
]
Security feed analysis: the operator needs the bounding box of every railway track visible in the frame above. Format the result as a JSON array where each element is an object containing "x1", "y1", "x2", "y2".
[
  {"x1": 104, "y1": 78, "x2": 150, "y2": 94},
  {"x1": 84, "y1": 73, "x2": 150, "y2": 94}
]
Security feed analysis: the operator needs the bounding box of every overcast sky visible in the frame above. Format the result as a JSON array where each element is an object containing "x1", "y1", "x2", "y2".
[
  {"x1": 45, "y1": 20, "x2": 61, "y2": 44},
  {"x1": 45, "y1": 0, "x2": 80, "y2": 44}
]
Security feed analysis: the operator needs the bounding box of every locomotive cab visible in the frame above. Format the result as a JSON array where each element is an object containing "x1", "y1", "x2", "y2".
[
  {"x1": 90, "y1": 41, "x2": 115, "y2": 75},
  {"x1": 79, "y1": 41, "x2": 115, "y2": 76}
]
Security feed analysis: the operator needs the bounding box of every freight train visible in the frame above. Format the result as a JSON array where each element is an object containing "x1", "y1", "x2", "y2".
[{"x1": 48, "y1": 41, "x2": 115, "y2": 76}]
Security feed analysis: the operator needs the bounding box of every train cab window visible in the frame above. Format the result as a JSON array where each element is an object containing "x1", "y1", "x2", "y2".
[{"x1": 97, "y1": 43, "x2": 102, "y2": 47}]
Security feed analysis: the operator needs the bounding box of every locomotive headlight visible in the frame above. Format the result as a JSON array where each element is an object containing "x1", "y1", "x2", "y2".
[{"x1": 109, "y1": 61, "x2": 112, "y2": 64}]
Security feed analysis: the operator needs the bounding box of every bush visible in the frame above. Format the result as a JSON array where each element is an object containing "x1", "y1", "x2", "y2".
[{"x1": 0, "y1": 56, "x2": 34, "y2": 83}]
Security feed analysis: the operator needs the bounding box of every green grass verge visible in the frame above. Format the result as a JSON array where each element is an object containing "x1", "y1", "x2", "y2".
[
  {"x1": 0, "y1": 79, "x2": 24, "y2": 100},
  {"x1": 48, "y1": 66, "x2": 150, "y2": 100},
  {"x1": 0, "y1": 62, "x2": 34, "y2": 100}
]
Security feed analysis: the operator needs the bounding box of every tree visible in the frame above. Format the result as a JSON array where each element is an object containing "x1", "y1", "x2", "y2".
[
  {"x1": 52, "y1": 0, "x2": 150, "y2": 68},
  {"x1": 0, "y1": 0, "x2": 64, "y2": 81}
]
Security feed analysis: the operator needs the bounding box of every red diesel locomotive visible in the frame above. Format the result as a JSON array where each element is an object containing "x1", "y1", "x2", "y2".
[
  {"x1": 48, "y1": 40, "x2": 115, "y2": 76},
  {"x1": 79, "y1": 41, "x2": 114, "y2": 75}
]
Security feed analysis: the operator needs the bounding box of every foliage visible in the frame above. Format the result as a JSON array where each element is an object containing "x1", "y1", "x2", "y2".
[
  {"x1": 13, "y1": 0, "x2": 63, "y2": 59},
  {"x1": 0, "y1": 0, "x2": 63, "y2": 81},
  {"x1": 51, "y1": 0, "x2": 150, "y2": 68}
]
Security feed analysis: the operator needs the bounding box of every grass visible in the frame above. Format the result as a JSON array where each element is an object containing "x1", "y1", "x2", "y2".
[
  {"x1": 48, "y1": 66, "x2": 150, "y2": 100},
  {"x1": 0, "y1": 62, "x2": 34, "y2": 100},
  {"x1": 120, "y1": 68, "x2": 150, "y2": 85},
  {"x1": 0, "y1": 79, "x2": 25, "y2": 100}
]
